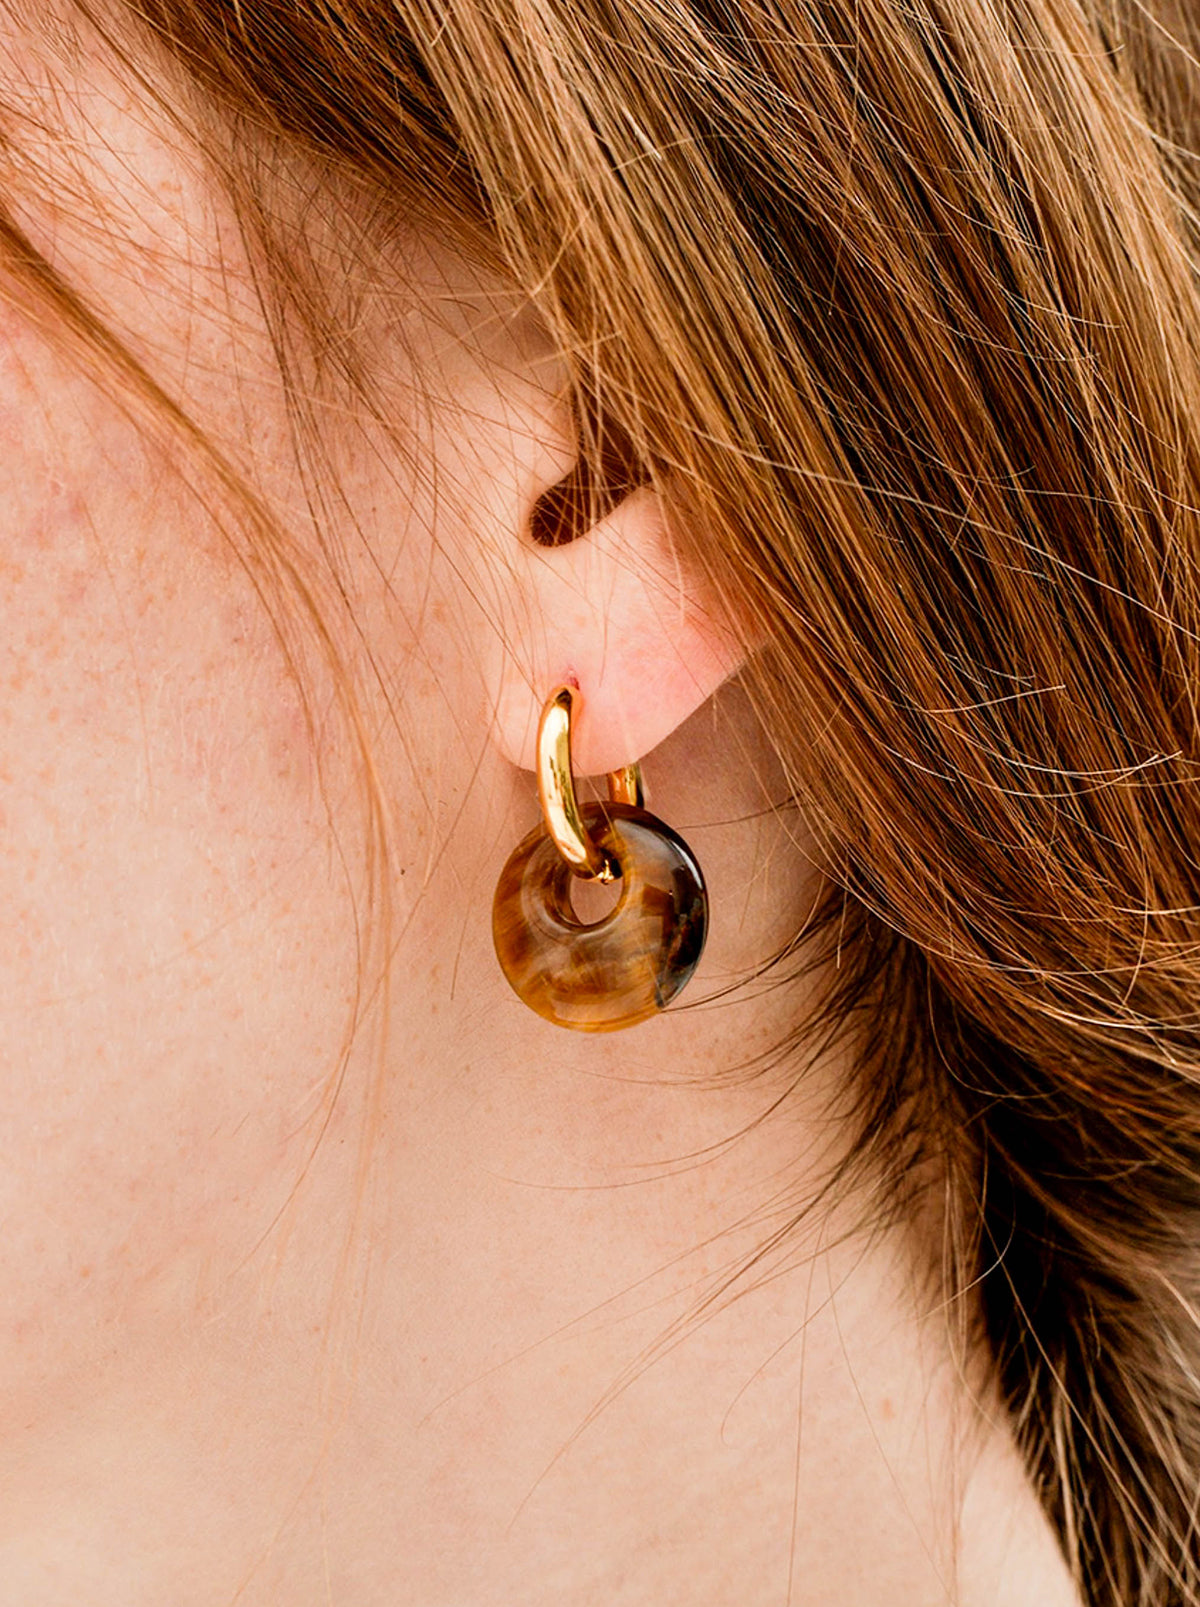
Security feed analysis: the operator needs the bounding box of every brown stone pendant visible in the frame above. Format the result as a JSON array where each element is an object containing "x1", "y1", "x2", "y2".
[{"x1": 493, "y1": 801, "x2": 708, "y2": 1032}]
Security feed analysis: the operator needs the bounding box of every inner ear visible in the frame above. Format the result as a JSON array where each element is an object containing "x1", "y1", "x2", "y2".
[{"x1": 528, "y1": 402, "x2": 648, "y2": 548}]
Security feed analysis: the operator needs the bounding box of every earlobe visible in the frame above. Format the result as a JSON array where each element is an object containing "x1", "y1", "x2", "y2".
[{"x1": 490, "y1": 485, "x2": 744, "y2": 777}]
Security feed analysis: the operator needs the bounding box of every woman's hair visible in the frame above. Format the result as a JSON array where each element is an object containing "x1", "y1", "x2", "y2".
[{"x1": 5, "y1": 0, "x2": 1200, "y2": 1600}]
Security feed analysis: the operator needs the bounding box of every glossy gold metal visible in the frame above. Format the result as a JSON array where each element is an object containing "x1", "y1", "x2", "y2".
[
  {"x1": 606, "y1": 764, "x2": 644, "y2": 810},
  {"x1": 537, "y1": 686, "x2": 612, "y2": 881},
  {"x1": 493, "y1": 686, "x2": 706, "y2": 1032},
  {"x1": 537, "y1": 686, "x2": 646, "y2": 882}
]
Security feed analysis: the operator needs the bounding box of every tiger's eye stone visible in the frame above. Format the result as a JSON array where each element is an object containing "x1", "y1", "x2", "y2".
[{"x1": 493, "y1": 802, "x2": 708, "y2": 1032}]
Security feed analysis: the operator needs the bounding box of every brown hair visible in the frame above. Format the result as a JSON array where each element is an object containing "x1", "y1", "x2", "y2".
[{"x1": 5, "y1": 0, "x2": 1200, "y2": 1599}]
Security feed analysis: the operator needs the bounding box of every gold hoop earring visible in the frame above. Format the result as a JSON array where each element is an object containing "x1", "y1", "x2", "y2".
[{"x1": 492, "y1": 686, "x2": 708, "y2": 1032}]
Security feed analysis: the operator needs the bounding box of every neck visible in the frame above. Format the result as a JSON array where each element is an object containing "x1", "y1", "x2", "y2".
[{"x1": 2, "y1": 994, "x2": 1075, "y2": 1604}]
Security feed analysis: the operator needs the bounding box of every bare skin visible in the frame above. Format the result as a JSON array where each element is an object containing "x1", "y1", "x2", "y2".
[{"x1": 0, "y1": 12, "x2": 1080, "y2": 1605}]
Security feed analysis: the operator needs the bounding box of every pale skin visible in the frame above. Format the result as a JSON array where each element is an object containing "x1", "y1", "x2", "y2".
[{"x1": 0, "y1": 11, "x2": 1081, "y2": 1605}]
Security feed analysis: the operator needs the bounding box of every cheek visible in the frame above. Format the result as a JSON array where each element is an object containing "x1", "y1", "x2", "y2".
[{"x1": 0, "y1": 366, "x2": 360, "y2": 1414}]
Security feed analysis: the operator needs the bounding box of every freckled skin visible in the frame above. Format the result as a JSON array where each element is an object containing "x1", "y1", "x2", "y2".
[
  {"x1": 0, "y1": 22, "x2": 1083, "y2": 1607},
  {"x1": 493, "y1": 802, "x2": 708, "y2": 1031}
]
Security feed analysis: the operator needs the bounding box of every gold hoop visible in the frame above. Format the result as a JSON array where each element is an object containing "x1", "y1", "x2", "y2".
[{"x1": 537, "y1": 686, "x2": 644, "y2": 883}]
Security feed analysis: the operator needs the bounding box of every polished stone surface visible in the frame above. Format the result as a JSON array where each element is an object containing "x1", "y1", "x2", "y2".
[{"x1": 493, "y1": 802, "x2": 708, "y2": 1032}]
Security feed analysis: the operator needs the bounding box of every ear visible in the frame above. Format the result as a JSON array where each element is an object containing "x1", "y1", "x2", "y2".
[{"x1": 490, "y1": 485, "x2": 744, "y2": 778}]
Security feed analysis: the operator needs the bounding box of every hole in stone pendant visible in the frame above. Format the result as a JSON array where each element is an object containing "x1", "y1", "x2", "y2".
[{"x1": 568, "y1": 871, "x2": 621, "y2": 925}]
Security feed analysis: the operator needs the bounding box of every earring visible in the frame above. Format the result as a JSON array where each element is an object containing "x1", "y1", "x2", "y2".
[{"x1": 493, "y1": 685, "x2": 708, "y2": 1032}]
